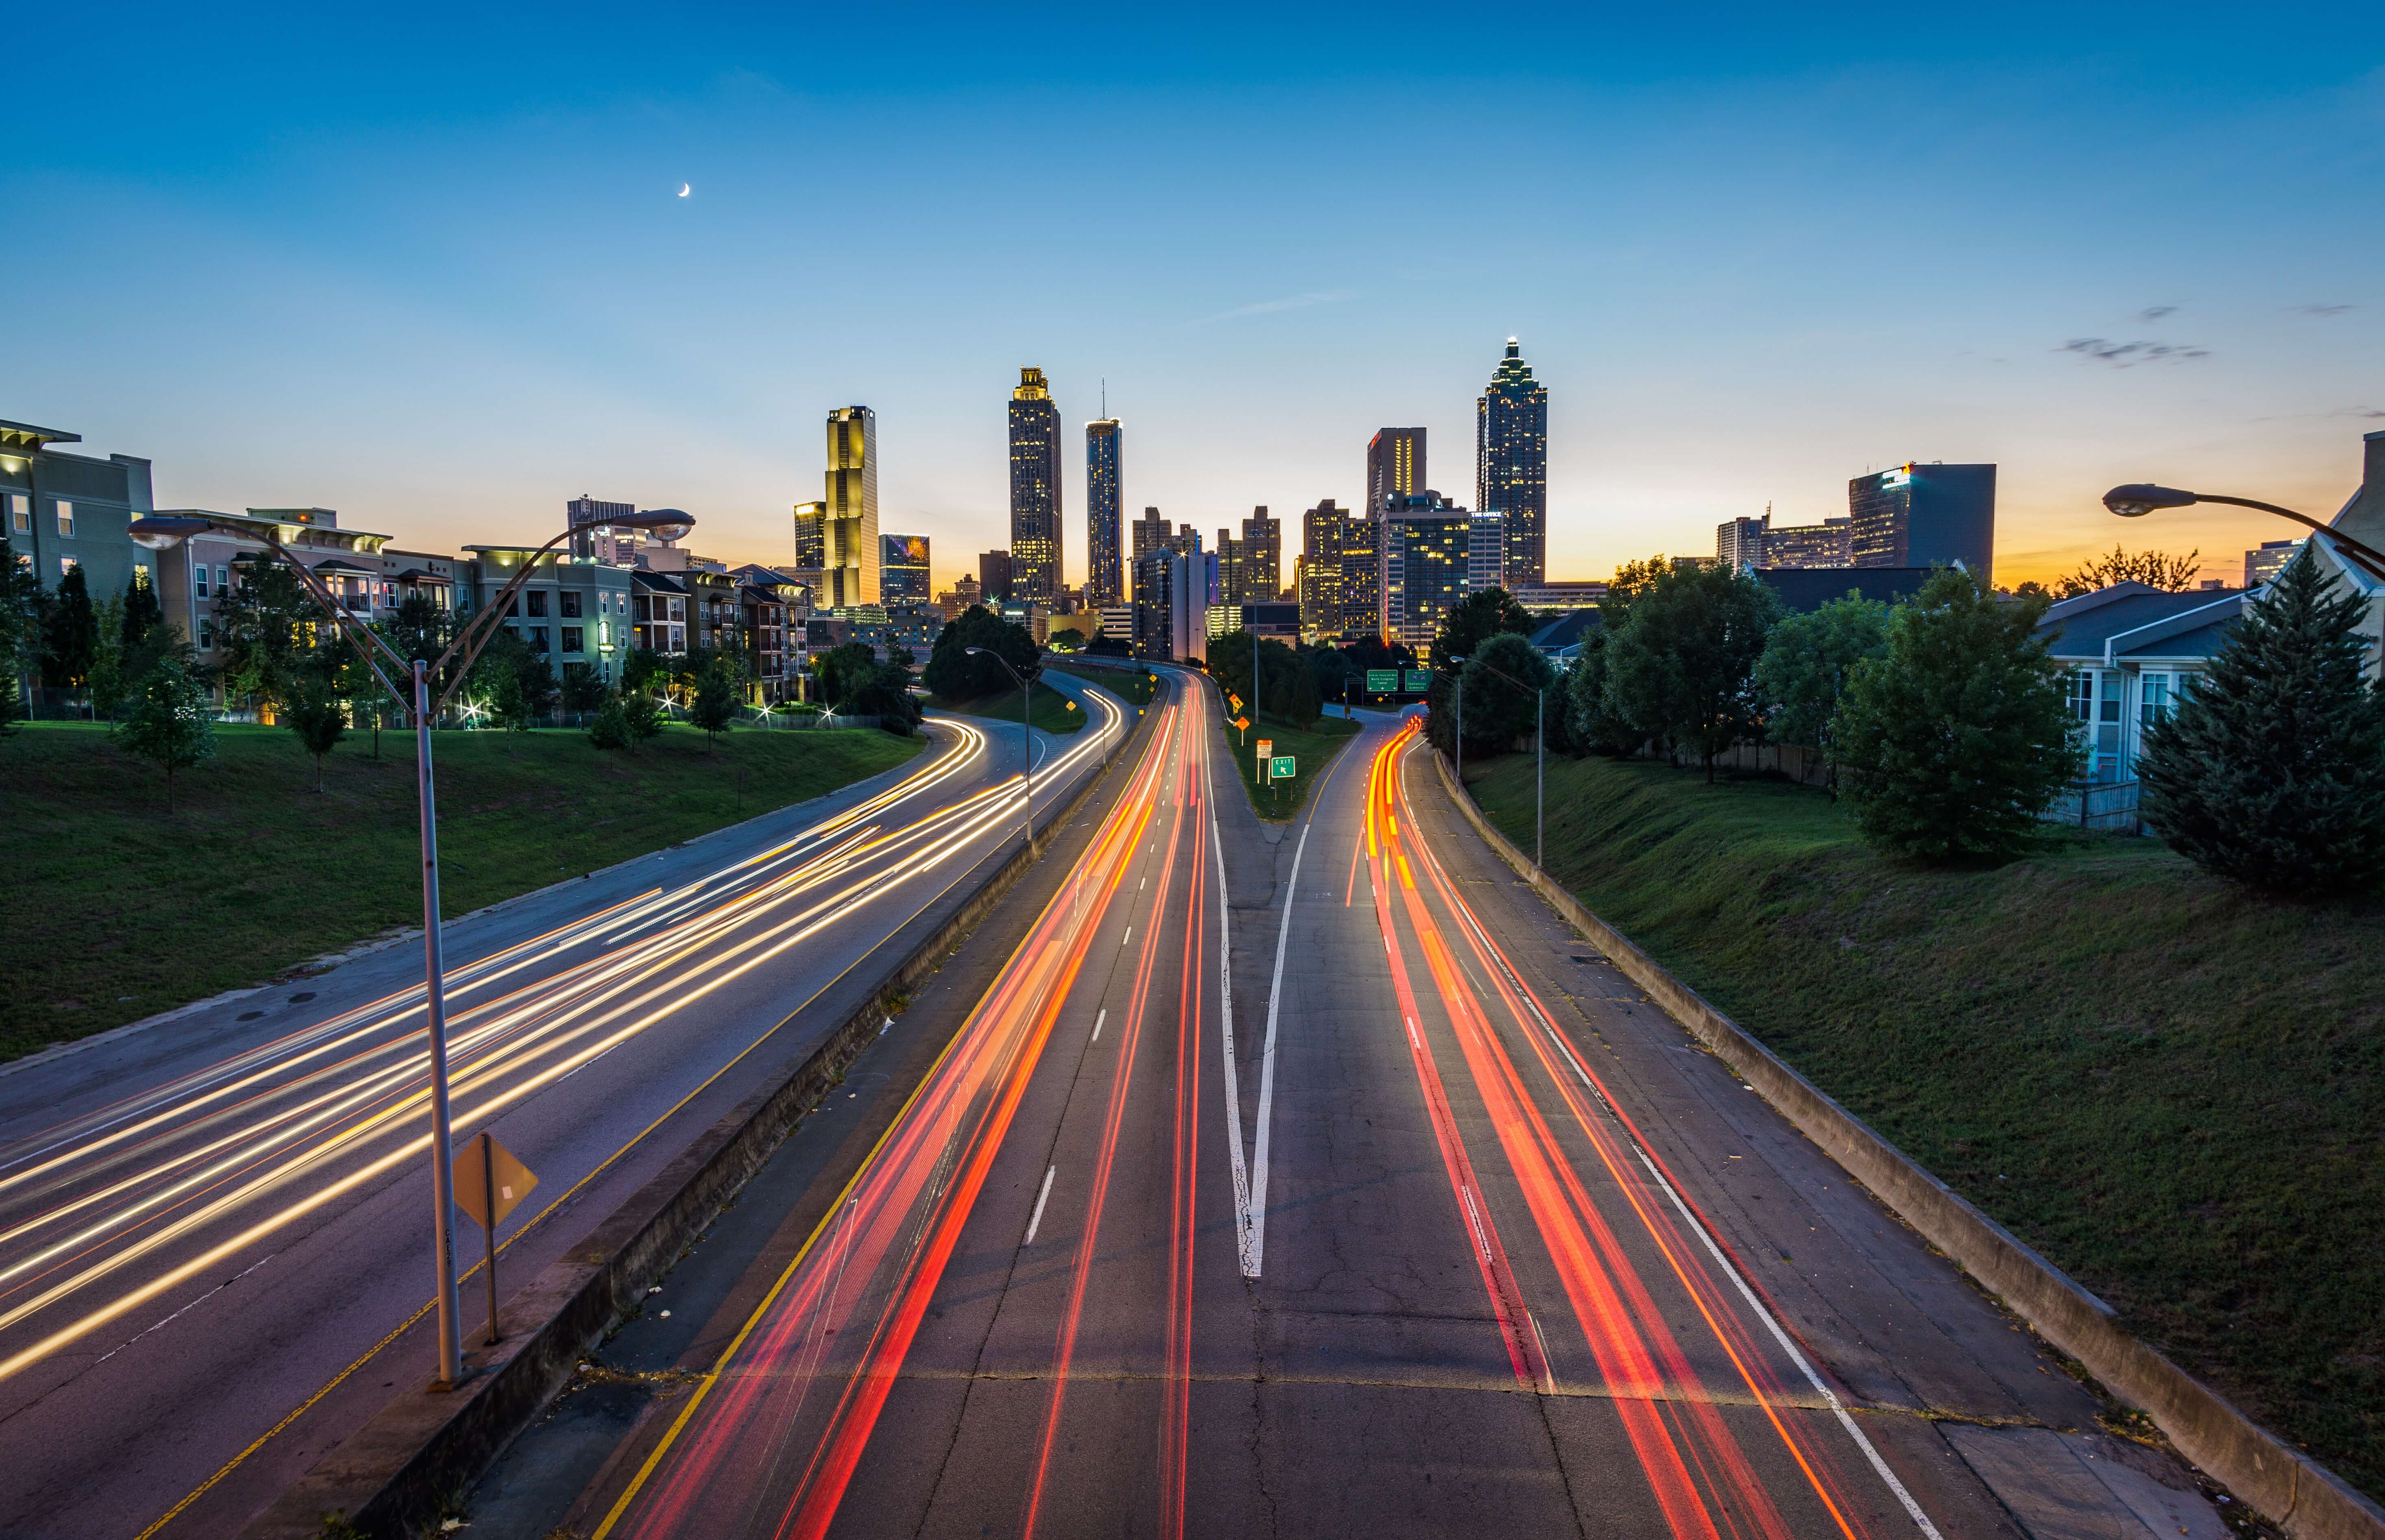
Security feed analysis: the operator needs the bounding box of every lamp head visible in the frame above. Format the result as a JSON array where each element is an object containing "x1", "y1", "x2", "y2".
[
  {"x1": 2102, "y1": 484, "x2": 2198, "y2": 519},
  {"x1": 965, "y1": 646, "x2": 986, "y2": 656},
  {"x1": 127, "y1": 515, "x2": 216, "y2": 550},
  {"x1": 615, "y1": 509, "x2": 695, "y2": 542}
]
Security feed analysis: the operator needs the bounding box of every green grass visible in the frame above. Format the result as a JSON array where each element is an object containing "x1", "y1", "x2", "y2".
[
  {"x1": 923, "y1": 680, "x2": 1087, "y2": 736},
  {"x1": 1213, "y1": 698, "x2": 1363, "y2": 821},
  {"x1": 1464, "y1": 750, "x2": 2385, "y2": 1499},
  {"x1": 1046, "y1": 659, "x2": 1159, "y2": 708},
  {"x1": 0, "y1": 720, "x2": 923, "y2": 1061}
]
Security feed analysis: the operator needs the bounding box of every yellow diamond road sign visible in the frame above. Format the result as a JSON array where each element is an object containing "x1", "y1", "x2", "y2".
[{"x1": 454, "y1": 1132, "x2": 538, "y2": 1231}]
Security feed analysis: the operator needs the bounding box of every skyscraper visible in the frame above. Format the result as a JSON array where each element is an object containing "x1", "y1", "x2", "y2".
[
  {"x1": 1241, "y1": 506, "x2": 1281, "y2": 600},
  {"x1": 820, "y1": 406, "x2": 880, "y2": 607},
  {"x1": 1009, "y1": 368, "x2": 1062, "y2": 602},
  {"x1": 1848, "y1": 463, "x2": 1996, "y2": 582},
  {"x1": 1477, "y1": 337, "x2": 1549, "y2": 590},
  {"x1": 1339, "y1": 505, "x2": 1381, "y2": 639},
  {"x1": 880, "y1": 534, "x2": 931, "y2": 602},
  {"x1": 1467, "y1": 509, "x2": 1507, "y2": 593},
  {"x1": 1301, "y1": 499, "x2": 1348, "y2": 635},
  {"x1": 1086, "y1": 418, "x2": 1123, "y2": 609},
  {"x1": 1379, "y1": 493, "x2": 1473, "y2": 655},
  {"x1": 979, "y1": 549, "x2": 1014, "y2": 602},
  {"x1": 1366, "y1": 428, "x2": 1426, "y2": 514}
]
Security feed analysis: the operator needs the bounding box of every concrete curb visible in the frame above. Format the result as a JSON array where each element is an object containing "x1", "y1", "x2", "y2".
[
  {"x1": 1430, "y1": 749, "x2": 2385, "y2": 1540},
  {"x1": 240, "y1": 696, "x2": 1149, "y2": 1540},
  {"x1": 0, "y1": 728, "x2": 943, "y2": 1082}
]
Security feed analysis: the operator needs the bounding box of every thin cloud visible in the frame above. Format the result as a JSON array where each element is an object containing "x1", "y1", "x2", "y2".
[
  {"x1": 2289, "y1": 303, "x2": 2355, "y2": 317},
  {"x1": 1192, "y1": 290, "x2": 1355, "y2": 325},
  {"x1": 2058, "y1": 337, "x2": 2211, "y2": 367},
  {"x1": 2137, "y1": 304, "x2": 2179, "y2": 320}
]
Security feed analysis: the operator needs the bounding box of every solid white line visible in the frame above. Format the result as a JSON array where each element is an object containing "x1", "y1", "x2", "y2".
[
  {"x1": 1121, "y1": 927, "x2": 1132, "y2": 947},
  {"x1": 1022, "y1": 1165, "x2": 1056, "y2": 1246},
  {"x1": 1244, "y1": 819, "x2": 1310, "y2": 1279},
  {"x1": 1089, "y1": 1008, "x2": 1107, "y2": 1044}
]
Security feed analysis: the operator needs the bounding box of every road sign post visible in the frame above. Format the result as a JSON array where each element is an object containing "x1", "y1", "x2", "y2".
[
  {"x1": 1365, "y1": 668, "x2": 1398, "y2": 695},
  {"x1": 1256, "y1": 739, "x2": 1273, "y2": 786},
  {"x1": 1271, "y1": 755, "x2": 1296, "y2": 780},
  {"x1": 454, "y1": 1131, "x2": 539, "y2": 1347}
]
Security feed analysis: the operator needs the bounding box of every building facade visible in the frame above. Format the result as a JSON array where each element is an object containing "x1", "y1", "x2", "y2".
[
  {"x1": 1300, "y1": 499, "x2": 1349, "y2": 635},
  {"x1": 1, "y1": 419, "x2": 154, "y2": 606},
  {"x1": 1132, "y1": 548, "x2": 1203, "y2": 663},
  {"x1": 880, "y1": 533, "x2": 931, "y2": 602},
  {"x1": 1378, "y1": 494, "x2": 1472, "y2": 656},
  {"x1": 464, "y1": 546, "x2": 638, "y2": 686},
  {"x1": 1086, "y1": 417, "x2": 1123, "y2": 608},
  {"x1": 1008, "y1": 368, "x2": 1062, "y2": 602},
  {"x1": 1476, "y1": 338, "x2": 1549, "y2": 589},
  {"x1": 1848, "y1": 462, "x2": 1996, "y2": 582},
  {"x1": 1238, "y1": 506, "x2": 1280, "y2": 600},
  {"x1": 818, "y1": 405, "x2": 880, "y2": 607},
  {"x1": 2244, "y1": 539, "x2": 2302, "y2": 588},
  {"x1": 1340, "y1": 505, "x2": 1381, "y2": 639},
  {"x1": 1467, "y1": 509, "x2": 1507, "y2": 593},
  {"x1": 979, "y1": 549, "x2": 1013, "y2": 601},
  {"x1": 1366, "y1": 428, "x2": 1425, "y2": 514},
  {"x1": 568, "y1": 494, "x2": 638, "y2": 563}
]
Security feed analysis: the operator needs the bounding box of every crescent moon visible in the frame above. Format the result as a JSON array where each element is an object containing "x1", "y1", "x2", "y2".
[{"x1": 678, "y1": 183, "x2": 691, "y2": 197}]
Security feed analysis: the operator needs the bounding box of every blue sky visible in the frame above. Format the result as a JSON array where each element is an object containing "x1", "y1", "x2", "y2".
[{"x1": 8, "y1": 2, "x2": 2381, "y2": 587}]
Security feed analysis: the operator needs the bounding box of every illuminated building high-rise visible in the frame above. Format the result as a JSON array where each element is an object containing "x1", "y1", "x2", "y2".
[
  {"x1": 820, "y1": 405, "x2": 880, "y2": 606},
  {"x1": 1477, "y1": 337, "x2": 1548, "y2": 590},
  {"x1": 1847, "y1": 462, "x2": 1996, "y2": 582},
  {"x1": 880, "y1": 533, "x2": 931, "y2": 602},
  {"x1": 1008, "y1": 368, "x2": 1062, "y2": 602},
  {"x1": 1366, "y1": 428, "x2": 1425, "y2": 514},
  {"x1": 1086, "y1": 418, "x2": 1123, "y2": 608},
  {"x1": 1240, "y1": 506, "x2": 1281, "y2": 600},
  {"x1": 1379, "y1": 493, "x2": 1472, "y2": 655},
  {"x1": 793, "y1": 501, "x2": 825, "y2": 583},
  {"x1": 1301, "y1": 499, "x2": 1348, "y2": 635}
]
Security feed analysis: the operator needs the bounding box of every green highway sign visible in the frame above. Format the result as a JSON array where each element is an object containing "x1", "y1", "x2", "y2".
[
  {"x1": 1270, "y1": 756, "x2": 1296, "y2": 779},
  {"x1": 1365, "y1": 669, "x2": 1398, "y2": 692},
  {"x1": 1403, "y1": 670, "x2": 1433, "y2": 692}
]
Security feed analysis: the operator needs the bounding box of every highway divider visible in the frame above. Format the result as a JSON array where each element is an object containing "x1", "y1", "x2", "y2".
[
  {"x1": 1431, "y1": 748, "x2": 2385, "y2": 1540},
  {"x1": 243, "y1": 686, "x2": 1158, "y2": 1540}
]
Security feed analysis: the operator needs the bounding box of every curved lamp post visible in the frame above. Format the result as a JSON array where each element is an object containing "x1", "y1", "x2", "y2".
[
  {"x1": 965, "y1": 646, "x2": 1036, "y2": 858},
  {"x1": 2101, "y1": 484, "x2": 2385, "y2": 581},
  {"x1": 1461, "y1": 652, "x2": 1548, "y2": 869},
  {"x1": 130, "y1": 506, "x2": 692, "y2": 1388}
]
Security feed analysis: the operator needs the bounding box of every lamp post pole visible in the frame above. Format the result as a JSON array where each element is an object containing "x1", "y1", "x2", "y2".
[
  {"x1": 132, "y1": 507, "x2": 693, "y2": 1388},
  {"x1": 968, "y1": 647, "x2": 1035, "y2": 858},
  {"x1": 2103, "y1": 484, "x2": 2385, "y2": 581}
]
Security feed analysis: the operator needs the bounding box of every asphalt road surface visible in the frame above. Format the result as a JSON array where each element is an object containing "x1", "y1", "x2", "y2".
[
  {"x1": 500, "y1": 682, "x2": 2233, "y2": 1540},
  {"x1": 0, "y1": 678, "x2": 1130, "y2": 1540}
]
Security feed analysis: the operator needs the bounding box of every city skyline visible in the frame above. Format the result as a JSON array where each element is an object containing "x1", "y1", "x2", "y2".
[{"x1": 7, "y1": 3, "x2": 2378, "y2": 593}]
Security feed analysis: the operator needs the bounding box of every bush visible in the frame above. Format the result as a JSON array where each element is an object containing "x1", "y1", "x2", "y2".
[
  {"x1": 587, "y1": 695, "x2": 634, "y2": 750},
  {"x1": 2136, "y1": 547, "x2": 2385, "y2": 894},
  {"x1": 1834, "y1": 569, "x2": 2080, "y2": 861},
  {"x1": 113, "y1": 654, "x2": 216, "y2": 812}
]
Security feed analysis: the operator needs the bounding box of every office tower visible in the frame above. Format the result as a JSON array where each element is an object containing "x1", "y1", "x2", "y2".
[
  {"x1": 880, "y1": 534, "x2": 931, "y2": 602},
  {"x1": 793, "y1": 501, "x2": 826, "y2": 577},
  {"x1": 1132, "y1": 547, "x2": 1201, "y2": 663},
  {"x1": 1130, "y1": 506, "x2": 1173, "y2": 566},
  {"x1": 1009, "y1": 368, "x2": 1062, "y2": 602},
  {"x1": 1765, "y1": 517, "x2": 1852, "y2": 568},
  {"x1": 1215, "y1": 527, "x2": 1246, "y2": 604},
  {"x1": 569, "y1": 494, "x2": 637, "y2": 563},
  {"x1": 2245, "y1": 539, "x2": 2301, "y2": 587},
  {"x1": 980, "y1": 549, "x2": 1014, "y2": 601},
  {"x1": 1240, "y1": 506, "x2": 1280, "y2": 601},
  {"x1": 1366, "y1": 428, "x2": 1426, "y2": 513},
  {"x1": 1848, "y1": 463, "x2": 1996, "y2": 582},
  {"x1": 1716, "y1": 513, "x2": 1769, "y2": 570},
  {"x1": 816, "y1": 406, "x2": 880, "y2": 607},
  {"x1": 1379, "y1": 494, "x2": 1473, "y2": 654},
  {"x1": 1339, "y1": 504, "x2": 1381, "y2": 638},
  {"x1": 1086, "y1": 418, "x2": 1123, "y2": 608},
  {"x1": 1467, "y1": 509, "x2": 1507, "y2": 592},
  {"x1": 1301, "y1": 499, "x2": 1348, "y2": 635},
  {"x1": 1477, "y1": 337, "x2": 1549, "y2": 590}
]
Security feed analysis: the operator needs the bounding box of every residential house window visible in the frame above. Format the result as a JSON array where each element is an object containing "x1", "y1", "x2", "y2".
[
  {"x1": 7, "y1": 493, "x2": 26, "y2": 533},
  {"x1": 529, "y1": 626, "x2": 550, "y2": 650},
  {"x1": 216, "y1": 565, "x2": 229, "y2": 593},
  {"x1": 194, "y1": 565, "x2": 210, "y2": 598},
  {"x1": 2140, "y1": 674, "x2": 2173, "y2": 727},
  {"x1": 527, "y1": 590, "x2": 548, "y2": 618},
  {"x1": 560, "y1": 591, "x2": 582, "y2": 618},
  {"x1": 60, "y1": 556, "x2": 79, "y2": 578},
  {"x1": 198, "y1": 621, "x2": 214, "y2": 650},
  {"x1": 2065, "y1": 670, "x2": 2095, "y2": 724},
  {"x1": 56, "y1": 502, "x2": 76, "y2": 538},
  {"x1": 668, "y1": 597, "x2": 685, "y2": 622},
  {"x1": 562, "y1": 626, "x2": 584, "y2": 653}
]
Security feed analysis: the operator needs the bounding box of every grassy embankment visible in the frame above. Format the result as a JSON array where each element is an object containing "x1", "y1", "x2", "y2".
[
  {"x1": 1045, "y1": 659, "x2": 1158, "y2": 709},
  {"x1": 1212, "y1": 693, "x2": 1363, "y2": 821},
  {"x1": 922, "y1": 680, "x2": 1086, "y2": 736},
  {"x1": 0, "y1": 721, "x2": 923, "y2": 1061},
  {"x1": 1463, "y1": 750, "x2": 2385, "y2": 1498}
]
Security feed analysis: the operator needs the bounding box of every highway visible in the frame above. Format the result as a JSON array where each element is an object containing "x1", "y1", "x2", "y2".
[
  {"x1": 0, "y1": 676, "x2": 1129, "y2": 1540},
  {"x1": 524, "y1": 680, "x2": 2231, "y2": 1540}
]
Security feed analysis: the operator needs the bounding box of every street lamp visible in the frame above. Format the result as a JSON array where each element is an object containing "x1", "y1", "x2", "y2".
[
  {"x1": 1462, "y1": 653, "x2": 1549, "y2": 869},
  {"x1": 2101, "y1": 484, "x2": 2385, "y2": 580},
  {"x1": 129, "y1": 506, "x2": 693, "y2": 1388},
  {"x1": 964, "y1": 647, "x2": 1036, "y2": 857}
]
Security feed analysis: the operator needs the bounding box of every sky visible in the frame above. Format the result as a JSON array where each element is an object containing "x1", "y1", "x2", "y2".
[{"x1": 7, "y1": 1, "x2": 2382, "y2": 591}]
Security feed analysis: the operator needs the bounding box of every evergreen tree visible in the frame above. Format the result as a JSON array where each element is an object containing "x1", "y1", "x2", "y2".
[
  {"x1": 690, "y1": 658, "x2": 739, "y2": 749},
  {"x1": 587, "y1": 694, "x2": 634, "y2": 750},
  {"x1": 2136, "y1": 548, "x2": 2385, "y2": 894},
  {"x1": 88, "y1": 594, "x2": 130, "y2": 717},
  {"x1": 1835, "y1": 569, "x2": 2081, "y2": 861},
  {"x1": 113, "y1": 653, "x2": 216, "y2": 813},
  {"x1": 0, "y1": 539, "x2": 35, "y2": 736},
  {"x1": 122, "y1": 567, "x2": 165, "y2": 643},
  {"x1": 41, "y1": 563, "x2": 98, "y2": 689}
]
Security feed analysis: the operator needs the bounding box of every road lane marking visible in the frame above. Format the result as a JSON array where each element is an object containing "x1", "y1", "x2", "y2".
[
  {"x1": 1089, "y1": 1008, "x2": 1106, "y2": 1044},
  {"x1": 1121, "y1": 927, "x2": 1132, "y2": 946},
  {"x1": 1243, "y1": 819, "x2": 1310, "y2": 1278},
  {"x1": 1022, "y1": 1165, "x2": 1056, "y2": 1245}
]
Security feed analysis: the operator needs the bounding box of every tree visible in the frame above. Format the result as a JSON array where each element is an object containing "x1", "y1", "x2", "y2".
[
  {"x1": 922, "y1": 605, "x2": 1040, "y2": 700},
  {"x1": 121, "y1": 568, "x2": 164, "y2": 644},
  {"x1": 587, "y1": 693, "x2": 635, "y2": 750},
  {"x1": 1601, "y1": 563, "x2": 1782, "y2": 780},
  {"x1": 1431, "y1": 588, "x2": 1534, "y2": 668},
  {"x1": 87, "y1": 593, "x2": 130, "y2": 717},
  {"x1": 113, "y1": 653, "x2": 216, "y2": 813},
  {"x1": 1210, "y1": 632, "x2": 1319, "y2": 730},
  {"x1": 2057, "y1": 544, "x2": 2202, "y2": 598},
  {"x1": 1458, "y1": 633, "x2": 1556, "y2": 752},
  {"x1": 40, "y1": 563, "x2": 98, "y2": 689},
  {"x1": 285, "y1": 665, "x2": 349, "y2": 791},
  {"x1": 0, "y1": 539, "x2": 38, "y2": 736},
  {"x1": 1834, "y1": 569, "x2": 2082, "y2": 862},
  {"x1": 690, "y1": 657, "x2": 739, "y2": 749},
  {"x1": 1562, "y1": 625, "x2": 1637, "y2": 756},
  {"x1": 2135, "y1": 548, "x2": 2385, "y2": 894},
  {"x1": 815, "y1": 641, "x2": 921, "y2": 729},
  {"x1": 560, "y1": 662, "x2": 609, "y2": 715},
  {"x1": 209, "y1": 558, "x2": 315, "y2": 715},
  {"x1": 467, "y1": 630, "x2": 558, "y2": 747},
  {"x1": 1753, "y1": 593, "x2": 1892, "y2": 791}
]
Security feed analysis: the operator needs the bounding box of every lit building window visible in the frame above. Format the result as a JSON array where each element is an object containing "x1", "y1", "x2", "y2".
[
  {"x1": 55, "y1": 502, "x2": 76, "y2": 538},
  {"x1": 7, "y1": 493, "x2": 26, "y2": 533}
]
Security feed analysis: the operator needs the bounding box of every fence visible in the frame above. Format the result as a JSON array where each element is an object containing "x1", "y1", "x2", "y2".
[{"x1": 2041, "y1": 778, "x2": 2144, "y2": 833}]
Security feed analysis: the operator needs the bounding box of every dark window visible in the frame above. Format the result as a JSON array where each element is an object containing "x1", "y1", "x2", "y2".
[
  {"x1": 562, "y1": 626, "x2": 584, "y2": 653},
  {"x1": 560, "y1": 591, "x2": 582, "y2": 618},
  {"x1": 527, "y1": 591, "x2": 548, "y2": 618},
  {"x1": 530, "y1": 626, "x2": 549, "y2": 650}
]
